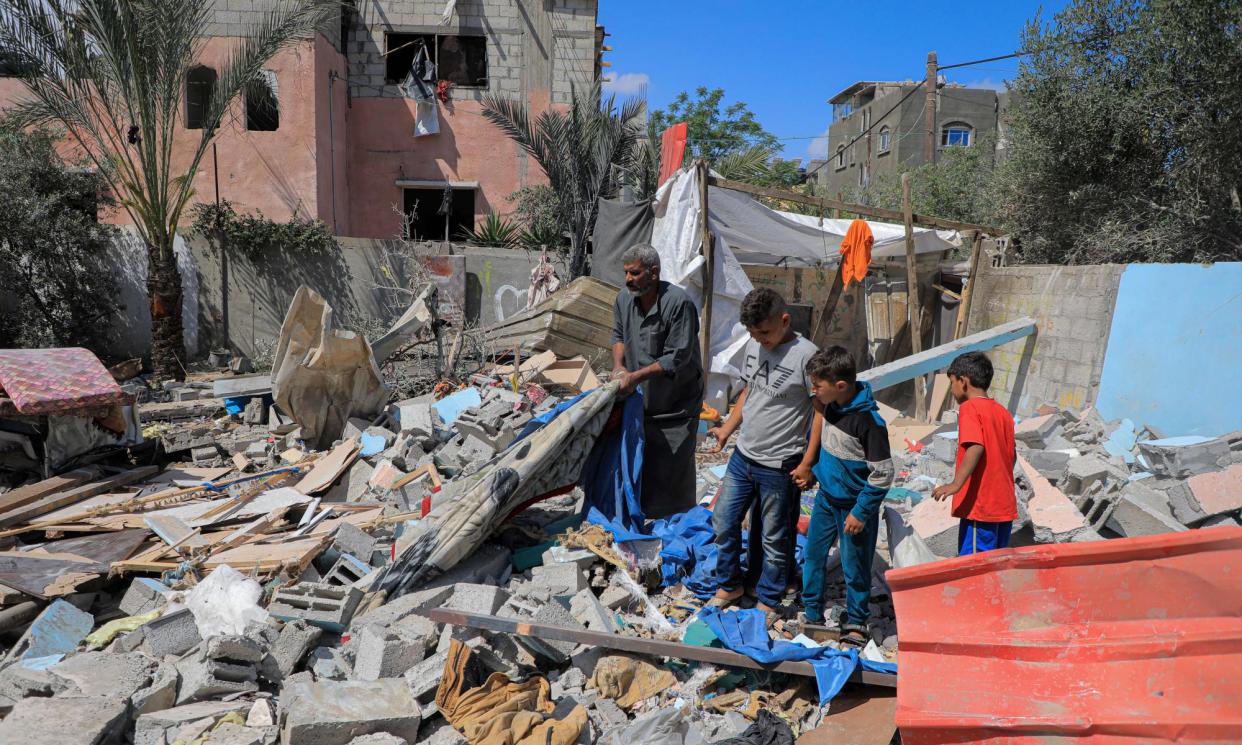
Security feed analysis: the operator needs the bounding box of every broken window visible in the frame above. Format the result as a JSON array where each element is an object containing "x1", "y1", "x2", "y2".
[
  {"x1": 245, "y1": 70, "x2": 279, "y2": 131},
  {"x1": 185, "y1": 65, "x2": 217, "y2": 130},
  {"x1": 384, "y1": 32, "x2": 487, "y2": 87},
  {"x1": 941, "y1": 122, "x2": 972, "y2": 147},
  {"x1": 403, "y1": 186, "x2": 476, "y2": 241}
]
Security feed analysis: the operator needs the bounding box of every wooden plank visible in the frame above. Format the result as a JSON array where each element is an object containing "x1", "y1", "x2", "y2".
[
  {"x1": 698, "y1": 160, "x2": 715, "y2": 368},
  {"x1": 144, "y1": 514, "x2": 210, "y2": 551},
  {"x1": 0, "y1": 468, "x2": 101, "y2": 516},
  {"x1": 295, "y1": 438, "x2": 359, "y2": 495},
  {"x1": 211, "y1": 373, "x2": 272, "y2": 399},
  {"x1": 417, "y1": 608, "x2": 897, "y2": 688},
  {"x1": 0, "y1": 466, "x2": 161, "y2": 529},
  {"x1": 902, "y1": 173, "x2": 927, "y2": 421},
  {"x1": 928, "y1": 373, "x2": 952, "y2": 422},
  {"x1": 706, "y1": 175, "x2": 1004, "y2": 235},
  {"x1": 810, "y1": 262, "x2": 847, "y2": 349},
  {"x1": 859, "y1": 317, "x2": 1037, "y2": 393},
  {"x1": 954, "y1": 232, "x2": 986, "y2": 342}
]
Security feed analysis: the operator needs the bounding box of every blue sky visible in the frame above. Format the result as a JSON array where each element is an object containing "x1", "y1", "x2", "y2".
[{"x1": 598, "y1": 0, "x2": 1070, "y2": 164}]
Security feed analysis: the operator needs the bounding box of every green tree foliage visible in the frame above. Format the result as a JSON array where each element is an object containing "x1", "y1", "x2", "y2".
[
  {"x1": 189, "y1": 200, "x2": 337, "y2": 257},
  {"x1": 998, "y1": 0, "x2": 1242, "y2": 264},
  {"x1": 850, "y1": 134, "x2": 1000, "y2": 228},
  {"x1": 483, "y1": 82, "x2": 645, "y2": 277},
  {"x1": 0, "y1": 126, "x2": 120, "y2": 350},
  {"x1": 648, "y1": 88, "x2": 799, "y2": 190},
  {"x1": 507, "y1": 185, "x2": 565, "y2": 249}
]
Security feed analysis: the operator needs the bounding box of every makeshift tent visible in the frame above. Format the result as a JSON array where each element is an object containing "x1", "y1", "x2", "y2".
[{"x1": 649, "y1": 168, "x2": 960, "y2": 405}]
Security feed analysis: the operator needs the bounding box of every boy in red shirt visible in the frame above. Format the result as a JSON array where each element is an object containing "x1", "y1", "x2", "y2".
[{"x1": 932, "y1": 352, "x2": 1017, "y2": 555}]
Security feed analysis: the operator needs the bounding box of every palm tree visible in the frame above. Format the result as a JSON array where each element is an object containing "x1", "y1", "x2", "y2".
[
  {"x1": 482, "y1": 82, "x2": 645, "y2": 278},
  {"x1": 0, "y1": 0, "x2": 340, "y2": 379}
]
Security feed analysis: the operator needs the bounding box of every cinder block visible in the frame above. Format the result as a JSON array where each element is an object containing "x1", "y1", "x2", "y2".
[
  {"x1": 268, "y1": 582, "x2": 363, "y2": 633},
  {"x1": 516, "y1": 597, "x2": 583, "y2": 664},
  {"x1": 325, "y1": 553, "x2": 373, "y2": 587},
  {"x1": 334, "y1": 522, "x2": 380, "y2": 565},
  {"x1": 568, "y1": 589, "x2": 618, "y2": 633},
  {"x1": 140, "y1": 607, "x2": 202, "y2": 657},
  {"x1": 120, "y1": 577, "x2": 174, "y2": 616},
  {"x1": 389, "y1": 399, "x2": 439, "y2": 437},
  {"x1": 1022, "y1": 449, "x2": 1073, "y2": 481},
  {"x1": 403, "y1": 650, "x2": 449, "y2": 702},
  {"x1": 1106, "y1": 482, "x2": 1187, "y2": 537},
  {"x1": 1061, "y1": 455, "x2": 1120, "y2": 496},
  {"x1": 530, "y1": 562, "x2": 587, "y2": 597},
  {"x1": 282, "y1": 679, "x2": 421, "y2": 745},
  {"x1": 174, "y1": 651, "x2": 258, "y2": 704},
  {"x1": 204, "y1": 634, "x2": 265, "y2": 663},
  {"x1": 444, "y1": 583, "x2": 510, "y2": 616},
  {"x1": 265, "y1": 619, "x2": 322, "y2": 680},
  {"x1": 352, "y1": 623, "x2": 426, "y2": 681},
  {"x1": 350, "y1": 585, "x2": 453, "y2": 632}
]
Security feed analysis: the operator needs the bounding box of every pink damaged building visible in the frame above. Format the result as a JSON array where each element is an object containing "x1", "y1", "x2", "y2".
[{"x1": 0, "y1": 0, "x2": 603, "y2": 240}]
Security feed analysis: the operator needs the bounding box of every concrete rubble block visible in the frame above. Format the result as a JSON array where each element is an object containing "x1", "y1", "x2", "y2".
[
  {"x1": 174, "y1": 650, "x2": 259, "y2": 704},
  {"x1": 1014, "y1": 412, "x2": 1069, "y2": 449},
  {"x1": 1021, "y1": 448, "x2": 1074, "y2": 481},
  {"x1": 413, "y1": 718, "x2": 465, "y2": 745},
  {"x1": 265, "y1": 619, "x2": 323, "y2": 681},
  {"x1": 389, "y1": 399, "x2": 439, "y2": 438},
  {"x1": 1106, "y1": 481, "x2": 1188, "y2": 537},
  {"x1": 4, "y1": 598, "x2": 94, "y2": 663},
  {"x1": 48, "y1": 650, "x2": 154, "y2": 699},
  {"x1": 1137, "y1": 436, "x2": 1231, "y2": 478},
  {"x1": 457, "y1": 434, "x2": 497, "y2": 465},
  {"x1": 193, "y1": 444, "x2": 221, "y2": 463},
  {"x1": 335, "y1": 523, "x2": 380, "y2": 564},
  {"x1": 141, "y1": 606, "x2": 203, "y2": 657},
  {"x1": 515, "y1": 597, "x2": 584, "y2": 664},
  {"x1": 416, "y1": 543, "x2": 512, "y2": 592},
  {"x1": 283, "y1": 679, "x2": 421, "y2": 745},
  {"x1": 247, "y1": 699, "x2": 275, "y2": 728},
  {"x1": 131, "y1": 662, "x2": 179, "y2": 717},
  {"x1": 342, "y1": 417, "x2": 375, "y2": 442},
  {"x1": 268, "y1": 582, "x2": 363, "y2": 633},
  {"x1": 134, "y1": 701, "x2": 251, "y2": 745},
  {"x1": 245, "y1": 439, "x2": 270, "y2": 458},
  {"x1": 1180, "y1": 463, "x2": 1242, "y2": 521},
  {"x1": 349, "y1": 734, "x2": 410, "y2": 745},
  {"x1": 325, "y1": 553, "x2": 374, "y2": 587},
  {"x1": 1017, "y1": 457, "x2": 1103, "y2": 543},
  {"x1": 403, "y1": 649, "x2": 450, "y2": 703},
  {"x1": 243, "y1": 397, "x2": 267, "y2": 425},
  {"x1": 353, "y1": 623, "x2": 427, "y2": 681},
  {"x1": 205, "y1": 634, "x2": 266, "y2": 663},
  {"x1": 542, "y1": 545, "x2": 599, "y2": 572},
  {"x1": 597, "y1": 580, "x2": 632, "y2": 611},
  {"x1": 350, "y1": 586, "x2": 453, "y2": 632},
  {"x1": 444, "y1": 583, "x2": 511, "y2": 616},
  {"x1": 0, "y1": 663, "x2": 67, "y2": 700},
  {"x1": 568, "y1": 589, "x2": 619, "y2": 634},
  {"x1": 928, "y1": 432, "x2": 958, "y2": 464},
  {"x1": 0, "y1": 694, "x2": 129, "y2": 745},
  {"x1": 530, "y1": 562, "x2": 588, "y2": 597},
  {"x1": 1060, "y1": 455, "x2": 1121, "y2": 496},
  {"x1": 327, "y1": 459, "x2": 376, "y2": 503},
  {"x1": 907, "y1": 495, "x2": 959, "y2": 558},
  {"x1": 1074, "y1": 492, "x2": 1120, "y2": 533},
  {"x1": 120, "y1": 577, "x2": 176, "y2": 617},
  {"x1": 309, "y1": 646, "x2": 352, "y2": 680}
]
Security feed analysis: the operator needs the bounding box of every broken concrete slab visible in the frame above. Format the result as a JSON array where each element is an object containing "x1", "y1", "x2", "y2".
[
  {"x1": 1137, "y1": 435, "x2": 1231, "y2": 478},
  {"x1": 265, "y1": 619, "x2": 322, "y2": 681},
  {"x1": 443, "y1": 583, "x2": 510, "y2": 617},
  {"x1": 1061, "y1": 455, "x2": 1121, "y2": 496},
  {"x1": 389, "y1": 399, "x2": 439, "y2": 438},
  {"x1": 1017, "y1": 456, "x2": 1103, "y2": 543},
  {"x1": 335, "y1": 522, "x2": 380, "y2": 563},
  {"x1": 352, "y1": 623, "x2": 426, "y2": 681},
  {"x1": 204, "y1": 634, "x2": 265, "y2": 663},
  {"x1": 515, "y1": 597, "x2": 584, "y2": 664},
  {"x1": 130, "y1": 662, "x2": 179, "y2": 717},
  {"x1": 0, "y1": 695, "x2": 128, "y2": 745},
  {"x1": 282, "y1": 679, "x2": 421, "y2": 745},
  {"x1": 569, "y1": 589, "x2": 619, "y2": 634},
  {"x1": 1014, "y1": 412, "x2": 1068, "y2": 449},
  {"x1": 174, "y1": 650, "x2": 259, "y2": 704},
  {"x1": 350, "y1": 586, "x2": 453, "y2": 633},
  {"x1": 1106, "y1": 481, "x2": 1188, "y2": 537},
  {"x1": 326, "y1": 459, "x2": 376, "y2": 503},
  {"x1": 1182, "y1": 463, "x2": 1242, "y2": 521},
  {"x1": 348, "y1": 734, "x2": 410, "y2": 745},
  {"x1": 530, "y1": 562, "x2": 588, "y2": 597},
  {"x1": 1021, "y1": 448, "x2": 1074, "y2": 481},
  {"x1": 134, "y1": 700, "x2": 251, "y2": 745},
  {"x1": 48, "y1": 650, "x2": 154, "y2": 699},
  {"x1": 404, "y1": 650, "x2": 449, "y2": 703},
  {"x1": 907, "y1": 494, "x2": 959, "y2": 558}
]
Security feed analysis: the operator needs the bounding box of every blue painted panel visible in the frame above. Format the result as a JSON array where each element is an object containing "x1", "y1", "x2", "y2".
[{"x1": 1096, "y1": 263, "x2": 1242, "y2": 437}]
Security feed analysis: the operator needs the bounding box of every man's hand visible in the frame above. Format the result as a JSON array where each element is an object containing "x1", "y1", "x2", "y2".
[
  {"x1": 619, "y1": 370, "x2": 641, "y2": 395},
  {"x1": 705, "y1": 426, "x2": 731, "y2": 453},
  {"x1": 931, "y1": 482, "x2": 960, "y2": 501},
  {"x1": 611, "y1": 367, "x2": 628, "y2": 383},
  {"x1": 791, "y1": 462, "x2": 815, "y2": 490},
  {"x1": 843, "y1": 513, "x2": 865, "y2": 535}
]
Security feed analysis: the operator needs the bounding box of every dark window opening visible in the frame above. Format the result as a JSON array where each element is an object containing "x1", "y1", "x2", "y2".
[
  {"x1": 186, "y1": 65, "x2": 217, "y2": 130},
  {"x1": 245, "y1": 71, "x2": 279, "y2": 131},
  {"x1": 403, "y1": 187, "x2": 476, "y2": 241},
  {"x1": 384, "y1": 32, "x2": 487, "y2": 87}
]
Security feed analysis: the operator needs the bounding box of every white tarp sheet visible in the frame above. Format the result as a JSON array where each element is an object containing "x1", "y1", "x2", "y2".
[{"x1": 649, "y1": 169, "x2": 959, "y2": 403}]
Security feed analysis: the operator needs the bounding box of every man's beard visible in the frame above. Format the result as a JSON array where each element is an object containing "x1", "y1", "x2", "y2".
[{"x1": 626, "y1": 282, "x2": 645, "y2": 296}]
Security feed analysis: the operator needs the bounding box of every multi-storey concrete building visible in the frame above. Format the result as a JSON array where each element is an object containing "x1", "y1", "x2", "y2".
[
  {"x1": 0, "y1": 0, "x2": 601, "y2": 240},
  {"x1": 813, "y1": 80, "x2": 1000, "y2": 198}
]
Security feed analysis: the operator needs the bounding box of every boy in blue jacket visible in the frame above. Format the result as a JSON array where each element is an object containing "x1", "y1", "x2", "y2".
[{"x1": 797, "y1": 346, "x2": 893, "y2": 648}]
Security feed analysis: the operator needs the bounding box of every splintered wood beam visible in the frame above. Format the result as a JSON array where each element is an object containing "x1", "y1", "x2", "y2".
[
  {"x1": 417, "y1": 607, "x2": 897, "y2": 688},
  {"x1": 860, "y1": 317, "x2": 1037, "y2": 393}
]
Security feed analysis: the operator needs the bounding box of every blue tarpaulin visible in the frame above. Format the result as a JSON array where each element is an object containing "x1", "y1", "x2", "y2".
[{"x1": 698, "y1": 606, "x2": 896, "y2": 704}]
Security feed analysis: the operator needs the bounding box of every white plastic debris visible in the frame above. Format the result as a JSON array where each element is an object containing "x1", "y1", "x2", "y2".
[
  {"x1": 612, "y1": 566, "x2": 674, "y2": 636},
  {"x1": 185, "y1": 564, "x2": 269, "y2": 638}
]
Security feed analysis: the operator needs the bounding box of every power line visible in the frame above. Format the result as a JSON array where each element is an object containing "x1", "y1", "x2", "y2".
[{"x1": 804, "y1": 81, "x2": 925, "y2": 180}]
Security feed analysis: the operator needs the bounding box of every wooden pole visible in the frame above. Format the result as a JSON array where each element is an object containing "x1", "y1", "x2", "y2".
[
  {"x1": 810, "y1": 263, "x2": 846, "y2": 349},
  {"x1": 925, "y1": 51, "x2": 938, "y2": 164},
  {"x1": 902, "y1": 172, "x2": 927, "y2": 421},
  {"x1": 933, "y1": 230, "x2": 986, "y2": 416},
  {"x1": 698, "y1": 160, "x2": 714, "y2": 368}
]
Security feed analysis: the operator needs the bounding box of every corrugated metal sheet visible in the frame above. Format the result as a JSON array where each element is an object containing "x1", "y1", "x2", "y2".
[{"x1": 888, "y1": 527, "x2": 1242, "y2": 744}]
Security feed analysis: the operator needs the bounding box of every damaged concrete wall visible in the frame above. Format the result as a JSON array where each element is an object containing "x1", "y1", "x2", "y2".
[
  {"x1": 966, "y1": 263, "x2": 1124, "y2": 415},
  {"x1": 1095, "y1": 262, "x2": 1242, "y2": 437}
]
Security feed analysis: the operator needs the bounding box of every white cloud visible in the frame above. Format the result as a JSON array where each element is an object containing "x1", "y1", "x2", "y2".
[
  {"x1": 602, "y1": 72, "x2": 650, "y2": 97},
  {"x1": 961, "y1": 77, "x2": 1008, "y2": 92},
  {"x1": 806, "y1": 126, "x2": 831, "y2": 159}
]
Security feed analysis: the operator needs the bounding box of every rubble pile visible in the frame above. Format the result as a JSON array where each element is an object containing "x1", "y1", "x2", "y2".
[
  {"x1": 0, "y1": 348, "x2": 840, "y2": 745},
  {"x1": 896, "y1": 404, "x2": 1242, "y2": 557}
]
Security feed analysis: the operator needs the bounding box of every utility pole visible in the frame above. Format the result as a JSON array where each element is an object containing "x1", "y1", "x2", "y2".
[{"x1": 924, "y1": 51, "x2": 938, "y2": 165}]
